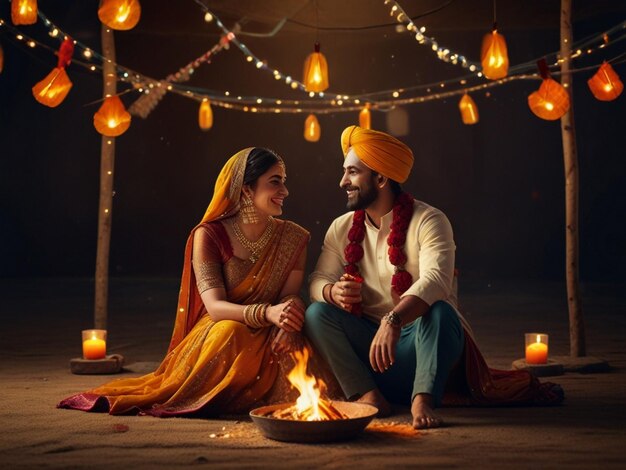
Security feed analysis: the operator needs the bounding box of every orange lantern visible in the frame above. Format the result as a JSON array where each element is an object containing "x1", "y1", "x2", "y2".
[
  {"x1": 528, "y1": 78, "x2": 570, "y2": 121},
  {"x1": 198, "y1": 99, "x2": 213, "y2": 131},
  {"x1": 94, "y1": 95, "x2": 131, "y2": 137},
  {"x1": 304, "y1": 114, "x2": 321, "y2": 142},
  {"x1": 458, "y1": 94, "x2": 479, "y2": 125},
  {"x1": 587, "y1": 62, "x2": 623, "y2": 102},
  {"x1": 98, "y1": 0, "x2": 141, "y2": 31},
  {"x1": 32, "y1": 38, "x2": 74, "y2": 108},
  {"x1": 11, "y1": 0, "x2": 38, "y2": 25},
  {"x1": 481, "y1": 29, "x2": 509, "y2": 80},
  {"x1": 303, "y1": 43, "x2": 329, "y2": 93},
  {"x1": 32, "y1": 67, "x2": 73, "y2": 107},
  {"x1": 359, "y1": 104, "x2": 371, "y2": 129}
]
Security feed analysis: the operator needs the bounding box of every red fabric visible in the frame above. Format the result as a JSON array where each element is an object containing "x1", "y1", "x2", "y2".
[{"x1": 443, "y1": 333, "x2": 564, "y2": 407}]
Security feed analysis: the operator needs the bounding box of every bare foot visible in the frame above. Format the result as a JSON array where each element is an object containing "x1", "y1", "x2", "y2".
[
  {"x1": 411, "y1": 394, "x2": 443, "y2": 429},
  {"x1": 356, "y1": 389, "x2": 392, "y2": 418}
]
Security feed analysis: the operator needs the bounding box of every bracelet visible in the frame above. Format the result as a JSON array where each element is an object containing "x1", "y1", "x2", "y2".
[
  {"x1": 325, "y1": 283, "x2": 336, "y2": 306},
  {"x1": 243, "y1": 303, "x2": 272, "y2": 328},
  {"x1": 382, "y1": 310, "x2": 402, "y2": 328}
]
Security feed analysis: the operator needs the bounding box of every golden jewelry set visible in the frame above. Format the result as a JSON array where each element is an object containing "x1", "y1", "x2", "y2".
[{"x1": 231, "y1": 217, "x2": 275, "y2": 263}]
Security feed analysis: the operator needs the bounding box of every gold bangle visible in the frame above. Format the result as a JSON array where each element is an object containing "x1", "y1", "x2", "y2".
[{"x1": 383, "y1": 310, "x2": 402, "y2": 328}]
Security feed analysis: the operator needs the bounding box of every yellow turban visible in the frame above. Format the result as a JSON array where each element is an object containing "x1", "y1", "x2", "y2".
[{"x1": 341, "y1": 125, "x2": 414, "y2": 183}]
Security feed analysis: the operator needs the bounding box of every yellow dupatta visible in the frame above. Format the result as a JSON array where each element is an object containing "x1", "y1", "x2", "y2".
[{"x1": 168, "y1": 148, "x2": 251, "y2": 351}]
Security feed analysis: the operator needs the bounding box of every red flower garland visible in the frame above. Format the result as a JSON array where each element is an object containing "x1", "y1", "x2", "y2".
[{"x1": 344, "y1": 192, "x2": 414, "y2": 316}]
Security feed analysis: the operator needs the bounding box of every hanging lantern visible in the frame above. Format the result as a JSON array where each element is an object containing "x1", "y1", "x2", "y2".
[
  {"x1": 359, "y1": 104, "x2": 371, "y2": 129},
  {"x1": 528, "y1": 78, "x2": 570, "y2": 121},
  {"x1": 303, "y1": 42, "x2": 329, "y2": 92},
  {"x1": 528, "y1": 59, "x2": 569, "y2": 121},
  {"x1": 94, "y1": 95, "x2": 131, "y2": 137},
  {"x1": 98, "y1": 0, "x2": 141, "y2": 31},
  {"x1": 11, "y1": 0, "x2": 38, "y2": 25},
  {"x1": 587, "y1": 62, "x2": 623, "y2": 102},
  {"x1": 31, "y1": 38, "x2": 74, "y2": 107},
  {"x1": 32, "y1": 68, "x2": 72, "y2": 107},
  {"x1": 198, "y1": 99, "x2": 213, "y2": 131},
  {"x1": 458, "y1": 94, "x2": 479, "y2": 125},
  {"x1": 481, "y1": 29, "x2": 509, "y2": 80},
  {"x1": 304, "y1": 114, "x2": 321, "y2": 142}
]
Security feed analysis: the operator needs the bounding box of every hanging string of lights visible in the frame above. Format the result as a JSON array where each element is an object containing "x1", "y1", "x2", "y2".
[{"x1": 0, "y1": 6, "x2": 624, "y2": 118}]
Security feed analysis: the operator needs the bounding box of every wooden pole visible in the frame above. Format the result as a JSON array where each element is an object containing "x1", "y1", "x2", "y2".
[
  {"x1": 560, "y1": 0, "x2": 586, "y2": 357},
  {"x1": 94, "y1": 24, "x2": 117, "y2": 330}
]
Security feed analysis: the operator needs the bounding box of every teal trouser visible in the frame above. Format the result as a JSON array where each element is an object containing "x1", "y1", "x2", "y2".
[{"x1": 304, "y1": 301, "x2": 465, "y2": 406}]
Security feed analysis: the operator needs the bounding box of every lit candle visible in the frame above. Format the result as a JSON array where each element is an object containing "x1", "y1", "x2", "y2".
[
  {"x1": 82, "y1": 329, "x2": 107, "y2": 360},
  {"x1": 525, "y1": 333, "x2": 548, "y2": 364}
]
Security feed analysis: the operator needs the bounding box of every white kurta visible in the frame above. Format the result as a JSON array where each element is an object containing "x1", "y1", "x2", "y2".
[{"x1": 309, "y1": 199, "x2": 460, "y2": 325}]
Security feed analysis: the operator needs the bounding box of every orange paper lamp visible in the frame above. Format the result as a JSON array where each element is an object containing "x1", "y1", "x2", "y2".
[
  {"x1": 11, "y1": 0, "x2": 38, "y2": 25},
  {"x1": 198, "y1": 99, "x2": 213, "y2": 131},
  {"x1": 303, "y1": 43, "x2": 329, "y2": 93},
  {"x1": 98, "y1": 0, "x2": 141, "y2": 31},
  {"x1": 94, "y1": 95, "x2": 131, "y2": 137},
  {"x1": 458, "y1": 94, "x2": 479, "y2": 125},
  {"x1": 304, "y1": 114, "x2": 321, "y2": 142},
  {"x1": 528, "y1": 78, "x2": 570, "y2": 121},
  {"x1": 359, "y1": 105, "x2": 371, "y2": 129},
  {"x1": 587, "y1": 62, "x2": 623, "y2": 102},
  {"x1": 481, "y1": 29, "x2": 509, "y2": 80},
  {"x1": 32, "y1": 67, "x2": 73, "y2": 107}
]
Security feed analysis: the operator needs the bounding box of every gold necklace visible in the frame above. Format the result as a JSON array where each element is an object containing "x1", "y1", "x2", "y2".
[{"x1": 232, "y1": 218, "x2": 275, "y2": 263}]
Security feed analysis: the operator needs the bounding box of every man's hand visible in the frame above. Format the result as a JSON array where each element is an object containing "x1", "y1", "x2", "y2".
[
  {"x1": 369, "y1": 320, "x2": 401, "y2": 372},
  {"x1": 329, "y1": 274, "x2": 363, "y2": 311}
]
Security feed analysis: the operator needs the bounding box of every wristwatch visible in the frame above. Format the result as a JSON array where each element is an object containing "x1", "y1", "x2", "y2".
[{"x1": 383, "y1": 310, "x2": 402, "y2": 327}]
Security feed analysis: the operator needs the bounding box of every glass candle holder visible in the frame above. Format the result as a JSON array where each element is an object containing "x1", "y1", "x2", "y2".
[
  {"x1": 82, "y1": 329, "x2": 107, "y2": 360},
  {"x1": 525, "y1": 333, "x2": 548, "y2": 364}
]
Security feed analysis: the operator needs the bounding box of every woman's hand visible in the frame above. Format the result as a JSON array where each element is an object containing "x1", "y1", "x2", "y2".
[
  {"x1": 369, "y1": 321, "x2": 400, "y2": 373},
  {"x1": 265, "y1": 299, "x2": 305, "y2": 332}
]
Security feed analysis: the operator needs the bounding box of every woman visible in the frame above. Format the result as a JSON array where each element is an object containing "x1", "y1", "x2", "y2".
[{"x1": 59, "y1": 147, "x2": 313, "y2": 416}]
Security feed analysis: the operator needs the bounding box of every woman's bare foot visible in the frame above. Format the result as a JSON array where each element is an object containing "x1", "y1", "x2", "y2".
[
  {"x1": 356, "y1": 389, "x2": 392, "y2": 417},
  {"x1": 411, "y1": 394, "x2": 443, "y2": 429}
]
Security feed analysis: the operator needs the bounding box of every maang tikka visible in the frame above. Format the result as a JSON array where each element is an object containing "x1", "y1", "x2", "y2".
[{"x1": 239, "y1": 192, "x2": 259, "y2": 224}]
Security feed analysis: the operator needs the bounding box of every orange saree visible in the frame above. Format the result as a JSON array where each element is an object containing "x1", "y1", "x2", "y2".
[
  {"x1": 58, "y1": 148, "x2": 313, "y2": 416},
  {"x1": 58, "y1": 219, "x2": 309, "y2": 416}
]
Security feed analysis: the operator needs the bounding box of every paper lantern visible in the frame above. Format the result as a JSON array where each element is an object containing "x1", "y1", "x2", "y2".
[
  {"x1": 587, "y1": 62, "x2": 623, "y2": 102},
  {"x1": 11, "y1": 0, "x2": 37, "y2": 25},
  {"x1": 359, "y1": 105, "x2": 371, "y2": 129},
  {"x1": 458, "y1": 94, "x2": 479, "y2": 125},
  {"x1": 303, "y1": 43, "x2": 329, "y2": 93},
  {"x1": 528, "y1": 78, "x2": 570, "y2": 121},
  {"x1": 94, "y1": 96, "x2": 131, "y2": 137},
  {"x1": 481, "y1": 29, "x2": 509, "y2": 80},
  {"x1": 98, "y1": 0, "x2": 141, "y2": 31},
  {"x1": 32, "y1": 67, "x2": 73, "y2": 107},
  {"x1": 304, "y1": 114, "x2": 321, "y2": 142},
  {"x1": 198, "y1": 99, "x2": 213, "y2": 131}
]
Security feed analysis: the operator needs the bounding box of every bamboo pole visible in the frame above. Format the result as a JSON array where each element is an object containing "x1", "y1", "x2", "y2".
[
  {"x1": 94, "y1": 24, "x2": 117, "y2": 330},
  {"x1": 560, "y1": 0, "x2": 586, "y2": 357}
]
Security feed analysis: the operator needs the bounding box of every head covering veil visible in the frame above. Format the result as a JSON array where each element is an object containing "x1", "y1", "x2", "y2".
[{"x1": 168, "y1": 148, "x2": 253, "y2": 350}]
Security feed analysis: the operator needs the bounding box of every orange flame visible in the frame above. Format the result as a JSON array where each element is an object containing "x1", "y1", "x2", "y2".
[{"x1": 272, "y1": 349, "x2": 347, "y2": 421}]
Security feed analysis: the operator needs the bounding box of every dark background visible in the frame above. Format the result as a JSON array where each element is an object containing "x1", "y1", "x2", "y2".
[{"x1": 1, "y1": 0, "x2": 624, "y2": 282}]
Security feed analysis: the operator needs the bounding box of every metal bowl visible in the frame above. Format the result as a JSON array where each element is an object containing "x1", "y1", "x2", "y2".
[{"x1": 249, "y1": 401, "x2": 378, "y2": 443}]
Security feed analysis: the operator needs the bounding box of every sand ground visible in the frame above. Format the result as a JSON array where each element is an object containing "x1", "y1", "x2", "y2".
[{"x1": 0, "y1": 278, "x2": 624, "y2": 469}]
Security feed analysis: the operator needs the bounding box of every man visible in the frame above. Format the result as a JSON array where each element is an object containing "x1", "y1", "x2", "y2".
[{"x1": 305, "y1": 125, "x2": 467, "y2": 430}]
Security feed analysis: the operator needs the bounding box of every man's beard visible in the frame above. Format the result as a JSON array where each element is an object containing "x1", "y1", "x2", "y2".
[{"x1": 346, "y1": 178, "x2": 378, "y2": 211}]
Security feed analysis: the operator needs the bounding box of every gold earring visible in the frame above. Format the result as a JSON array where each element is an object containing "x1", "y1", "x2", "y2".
[{"x1": 240, "y1": 193, "x2": 259, "y2": 224}]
